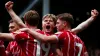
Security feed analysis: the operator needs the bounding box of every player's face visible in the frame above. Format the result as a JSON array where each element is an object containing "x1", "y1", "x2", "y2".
[
  {"x1": 9, "y1": 22, "x2": 20, "y2": 32},
  {"x1": 56, "y1": 19, "x2": 65, "y2": 31},
  {"x1": 42, "y1": 17, "x2": 55, "y2": 33}
]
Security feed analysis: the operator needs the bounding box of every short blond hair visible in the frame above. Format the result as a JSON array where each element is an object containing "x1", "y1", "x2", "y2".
[{"x1": 42, "y1": 14, "x2": 57, "y2": 24}]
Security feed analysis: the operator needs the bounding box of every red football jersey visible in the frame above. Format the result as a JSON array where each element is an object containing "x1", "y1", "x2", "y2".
[
  {"x1": 41, "y1": 31, "x2": 54, "y2": 56},
  {"x1": 6, "y1": 29, "x2": 44, "y2": 56},
  {"x1": 54, "y1": 30, "x2": 87, "y2": 56}
]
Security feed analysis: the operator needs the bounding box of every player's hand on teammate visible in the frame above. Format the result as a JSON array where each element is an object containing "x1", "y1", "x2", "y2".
[{"x1": 5, "y1": 1, "x2": 14, "y2": 10}]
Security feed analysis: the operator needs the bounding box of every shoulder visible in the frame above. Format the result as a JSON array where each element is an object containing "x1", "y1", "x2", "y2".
[
  {"x1": 36, "y1": 29, "x2": 48, "y2": 35},
  {"x1": 36, "y1": 29, "x2": 43, "y2": 33},
  {"x1": 55, "y1": 32, "x2": 63, "y2": 35}
]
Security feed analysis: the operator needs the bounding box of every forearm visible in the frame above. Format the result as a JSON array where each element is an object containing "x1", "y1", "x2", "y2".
[
  {"x1": 0, "y1": 33, "x2": 14, "y2": 41},
  {"x1": 27, "y1": 29, "x2": 48, "y2": 42},
  {"x1": 28, "y1": 29, "x2": 58, "y2": 43},
  {"x1": 7, "y1": 9, "x2": 26, "y2": 28},
  {"x1": 76, "y1": 16, "x2": 95, "y2": 29},
  {"x1": 72, "y1": 16, "x2": 96, "y2": 34}
]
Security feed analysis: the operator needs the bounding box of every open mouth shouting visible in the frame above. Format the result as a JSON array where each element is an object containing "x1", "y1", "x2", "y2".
[{"x1": 46, "y1": 25, "x2": 50, "y2": 29}]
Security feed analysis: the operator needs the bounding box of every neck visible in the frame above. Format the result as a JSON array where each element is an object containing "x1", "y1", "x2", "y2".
[
  {"x1": 61, "y1": 27, "x2": 71, "y2": 32},
  {"x1": 45, "y1": 31, "x2": 54, "y2": 35},
  {"x1": 27, "y1": 25, "x2": 38, "y2": 30}
]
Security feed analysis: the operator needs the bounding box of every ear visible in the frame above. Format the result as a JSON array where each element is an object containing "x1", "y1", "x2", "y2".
[{"x1": 63, "y1": 21, "x2": 67, "y2": 26}]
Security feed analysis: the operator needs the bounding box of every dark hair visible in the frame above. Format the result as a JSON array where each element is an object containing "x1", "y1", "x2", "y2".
[
  {"x1": 23, "y1": 10, "x2": 40, "y2": 26},
  {"x1": 57, "y1": 13, "x2": 74, "y2": 26}
]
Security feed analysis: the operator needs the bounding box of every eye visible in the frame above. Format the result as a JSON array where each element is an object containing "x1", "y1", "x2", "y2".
[
  {"x1": 10, "y1": 26, "x2": 15, "y2": 29},
  {"x1": 44, "y1": 20, "x2": 48, "y2": 22},
  {"x1": 56, "y1": 22, "x2": 59, "y2": 24}
]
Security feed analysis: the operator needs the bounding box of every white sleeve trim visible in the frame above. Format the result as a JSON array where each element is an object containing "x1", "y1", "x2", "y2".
[
  {"x1": 11, "y1": 33, "x2": 15, "y2": 40},
  {"x1": 55, "y1": 35, "x2": 59, "y2": 41}
]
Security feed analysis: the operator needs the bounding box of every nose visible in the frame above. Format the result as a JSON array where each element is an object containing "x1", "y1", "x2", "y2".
[{"x1": 47, "y1": 21, "x2": 50, "y2": 24}]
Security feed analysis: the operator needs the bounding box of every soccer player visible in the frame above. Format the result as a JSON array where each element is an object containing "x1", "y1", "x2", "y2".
[
  {"x1": 0, "y1": 19, "x2": 21, "y2": 56},
  {"x1": 5, "y1": 20, "x2": 20, "y2": 56}
]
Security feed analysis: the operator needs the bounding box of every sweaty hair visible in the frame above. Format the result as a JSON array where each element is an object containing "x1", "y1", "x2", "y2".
[
  {"x1": 42, "y1": 14, "x2": 57, "y2": 25},
  {"x1": 23, "y1": 10, "x2": 40, "y2": 26},
  {"x1": 57, "y1": 13, "x2": 74, "y2": 26}
]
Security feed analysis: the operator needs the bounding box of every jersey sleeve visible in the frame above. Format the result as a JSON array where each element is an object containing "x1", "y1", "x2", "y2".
[
  {"x1": 12, "y1": 31, "x2": 29, "y2": 41},
  {"x1": 54, "y1": 32, "x2": 65, "y2": 41}
]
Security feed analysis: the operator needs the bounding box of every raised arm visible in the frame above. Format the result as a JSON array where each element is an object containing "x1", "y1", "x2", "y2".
[
  {"x1": 5, "y1": 1, "x2": 26, "y2": 28},
  {"x1": 72, "y1": 9, "x2": 99, "y2": 34}
]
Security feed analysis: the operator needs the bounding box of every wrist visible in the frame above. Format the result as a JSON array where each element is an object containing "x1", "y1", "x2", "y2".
[
  {"x1": 7, "y1": 9, "x2": 13, "y2": 12},
  {"x1": 91, "y1": 16, "x2": 96, "y2": 18}
]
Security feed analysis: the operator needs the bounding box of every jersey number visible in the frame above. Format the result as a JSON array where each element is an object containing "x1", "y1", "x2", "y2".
[
  {"x1": 41, "y1": 43, "x2": 50, "y2": 56},
  {"x1": 75, "y1": 43, "x2": 82, "y2": 56},
  {"x1": 34, "y1": 39, "x2": 41, "y2": 56}
]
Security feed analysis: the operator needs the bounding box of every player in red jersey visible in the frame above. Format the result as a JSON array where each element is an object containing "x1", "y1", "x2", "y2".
[
  {"x1": 41, "y1": 14, "x2": 57, "y2": 56},
  {"x1": 6, "y1": 20, "x2": 21, "y2": 56},
  {"x1": 0, "y1": 20, "x2": 19, "y2": 56},
  {"x1": 0, "y1": 18, "x2": 21, "y2": 56}
]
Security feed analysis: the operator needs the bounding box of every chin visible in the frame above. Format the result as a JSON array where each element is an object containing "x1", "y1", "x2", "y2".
[{"x1": 46, "y1": 31, "x2": 51, "y2": 33}]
